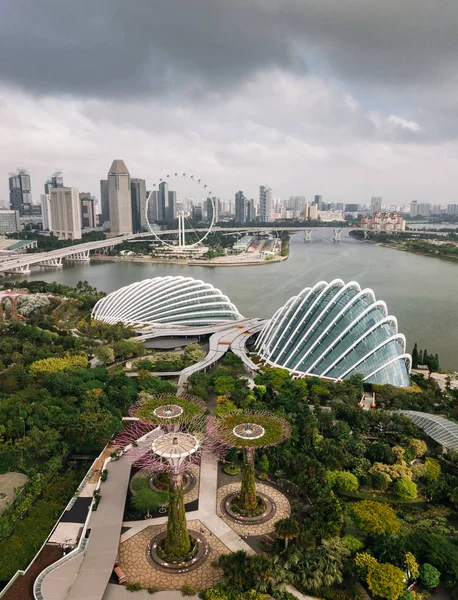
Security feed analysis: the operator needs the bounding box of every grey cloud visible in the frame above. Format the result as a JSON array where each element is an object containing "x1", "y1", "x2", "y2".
[{"x1": 1, "y1": 0, "x2": 458, "y2": 100}]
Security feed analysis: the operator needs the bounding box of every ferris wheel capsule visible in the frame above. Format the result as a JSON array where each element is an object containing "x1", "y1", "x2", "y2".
[
  {"x1": 204, "y1": 185, "x2": 207, "y2": 188},
  {"x1": 175, "y1": 172, "x2": 178, "y2": 176},
  {"x1": 183, "y1": 173, "x2": 186, "y2": 176},
  {"x1": 191, "y1": 175, "x2": 194, "y2": 179}
]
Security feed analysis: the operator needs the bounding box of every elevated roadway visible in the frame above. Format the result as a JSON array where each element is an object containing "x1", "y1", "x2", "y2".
[{"x1": 0, "y1": 226, "x2": 350, "y2": 274}]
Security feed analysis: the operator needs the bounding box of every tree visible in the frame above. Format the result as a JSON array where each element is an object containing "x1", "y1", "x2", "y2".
[
  {"x1": 411, "y1": 343, "x2": 419, "y2": 369},
  {"x1": 366, "y1": 561, "x2": 406, "y2": 600},
  {"x1": 274, "y1": 517, "x2": 299, "y2": 548},
  {"x1": 258, "y1": 454, "x2": 269, "y2": 474},
  {"x1": 327, "y1": 470, "x2": 359, "y2": 492},
  {"x1": 183, "y1": 344, "x2": 205, "y2": 366},
  {"x1": 94, "y1": 345, "x2": 115, "y2": 365},
  {"x1": 131, "y1": 488, "x2": 168, "y2": 518},
  {"x1": 409, "y1": 438, "x2": 427, "y2": 458},
  {"x1": 404, "y1": 552, "x2": 419, "y2": 582},
  {"x1": 393, "y1": 478, "x2": 418, "y2": 499},
  {"x1": 351, "y1": 500, "x2": 400, "y2": 536},
  {"x1": 422, "y1": 457, "x2": 441, "y2": 482},
  {"x1": 213, "y1": 375, "x2": 235, "y2": 396},
  {"x1": 420, "y1": 563, "x2": 440, "y2": 589}
]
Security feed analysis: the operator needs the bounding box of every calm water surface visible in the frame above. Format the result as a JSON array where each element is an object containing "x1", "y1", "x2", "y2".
[{"x1": 8, "y1": 230, "x2": 458, "y2": 370}]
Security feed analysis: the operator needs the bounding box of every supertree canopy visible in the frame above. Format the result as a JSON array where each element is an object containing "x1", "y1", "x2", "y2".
[
  {"x1": 129, "y1": 392, "x2": 206, "y2": 426},
  {"x1": 214, "y1": 411, "x2": 291, "y2": 515}
]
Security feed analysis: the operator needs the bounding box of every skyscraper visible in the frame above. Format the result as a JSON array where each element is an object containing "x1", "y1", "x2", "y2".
[
  {"x1": 192, "y1": 205, "x2": 203, "y2": 221},
  {"x1": 235, "y1": 191, "x2": 246, "y2": 223},
  {"x1": 314, "y1": 195, "x2": 323, "y2": 210},
  {"x1": 206, "y1": 197, "x2": 219, "y2": 223},
  {"x1": 40, "y1": 194, "x2": 52, "y2": 230},
  {"x1": 9, "y1": 169, "x2": 32, "y2": 216},
  {"x1": 371, "y1": 196, "x2": 382, "y2": 214},
  {"x1": 108, "y1": 160, "x2": 132, "y2": 235},
  {"x1": 157, "y1": 181, "x2": 168, "y2": 222},
  {"x1": 246, "y1": 199, "x2": 255, "y2": 223},
  {"x1": 147, "y1": 190, "x2": 158, "y2": 224},
  {"x1": 49, "y1": 187, "x2": 82, "y2": 240},
  {"x1": 410, "y1": 200, "x2": 418, "y2": 217},
  {"x1": 80, "y1": 193, "x2": 96, "y2": 229},
  {"x1": 259, "y1": 185, "x2": 272, "y2": 223},
  {"x1": 131, "y1": 178, "x2": 147, "y2": 233},
  {"x1": 168, "y1": 190, "x2": 177, "y2": 223},
  {"x1": 100, "y1": 179, "x2": 110, "y2": 224},
  {"x1": 44, "y1": 172, "x2": 63, "y2": 194}
]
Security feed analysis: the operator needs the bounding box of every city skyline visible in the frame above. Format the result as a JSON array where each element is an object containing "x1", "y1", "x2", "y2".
[{"x1": 1, "y1": 2, "x2": 458, "y2": 205}]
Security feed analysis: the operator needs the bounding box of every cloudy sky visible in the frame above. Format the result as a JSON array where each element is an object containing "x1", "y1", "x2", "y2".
[{"x1": 1, "y1": 0, "x2": 458, "y2": 206}]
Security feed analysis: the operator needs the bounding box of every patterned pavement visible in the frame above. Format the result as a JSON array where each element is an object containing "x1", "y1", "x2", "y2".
[
  {"x1": 216, "y1": 482, "x2": 291, "y2": 536},
  {"x1": 118, "y1": 519, "x2": 229, "y2": 590}
]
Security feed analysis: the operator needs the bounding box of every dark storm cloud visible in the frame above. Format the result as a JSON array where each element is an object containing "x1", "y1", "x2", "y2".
[{"x1": 1, "y1": 0, "x2": 458, "y2": 99}]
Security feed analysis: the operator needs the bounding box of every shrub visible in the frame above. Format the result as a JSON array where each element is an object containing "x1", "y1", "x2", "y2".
[
  {"x1": 420, "y1": 563, "x2": 440, "y2": 589},
  {"x1": 351, "y1": 500, "x2": 400, "y2": 535},
  {"x1": 182, "y1": 584, "x2": 197, "y2": 596},
  {"x1": 101, "y1": 469, "x2": 108, "y2": 482},
  {"x1": 257, "y1": 472, "x2": 268, "y2": 480},
  {"x1": 224, "y1": 464, "x2": 241, "y2": 476},
  {"x1": 147, "y1": 587, "x2": 160, "y2": 594},
  {"x1": 342, "y1": 535, "x2": 364, "y2": 553},
  {"x1": 393, "y1": 478, "x2": 417, "y2": 499},
  {"x1": 126, "y1": 582, "x2": 142, "y2": 591}
]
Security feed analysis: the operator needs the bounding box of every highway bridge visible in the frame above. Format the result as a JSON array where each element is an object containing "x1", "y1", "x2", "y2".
[{"x1": 0, "y1": 226, "x2": 351, "y2": 275}]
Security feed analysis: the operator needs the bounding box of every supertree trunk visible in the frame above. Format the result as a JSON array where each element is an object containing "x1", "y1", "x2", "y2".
[
  {"x1": 164, "y1": 470, "x2": 191, "y2": 557},
  {"x1": 239, "y1": 446, "x2": 257, "y2": 512}
]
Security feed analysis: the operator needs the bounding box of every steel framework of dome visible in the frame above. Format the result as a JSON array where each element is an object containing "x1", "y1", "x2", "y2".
[
  {"x1": 256, "y1": 279, "x2": 411, "y2": 387},
  {"x1": 91, "y1": 276, "x2": 243, "y2": 327},
  {"x1": 397, "y1": 411, "x2": 458, "y2": 451}
]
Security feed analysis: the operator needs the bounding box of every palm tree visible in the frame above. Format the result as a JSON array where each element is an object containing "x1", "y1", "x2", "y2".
[{"x1": 274, "y1": 517, "x2": 299, "y2": 549}]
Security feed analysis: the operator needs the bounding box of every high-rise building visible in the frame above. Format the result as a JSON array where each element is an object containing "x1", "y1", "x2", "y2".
[
  {"x1": 157, "y1": 181, "x2": 168, "y2": 222},
  {"x1": 259, "y1": 185, "x2": 272, "y2": 223},
  {"x1": 286, "y1": 196, "x2": 306, "y2": 212},
  {"x1": 206, "y1": 197, "x2": 219, "y2": 223},
  {"x1": 100, "y1": 179, "x2": 110, "y2": 224},
  {"x1": 308, "y1": 203, "x2": 318, "y2": 220},
  {"x1": 371, "y1": 196, "x2": 382, "y2": 214},
  {"x1": 447, "y1": 204, "x2": 458, "y2": 215},
  {"x1": 431, "y1": 204, "x2": 442, "y2": 215},
  {"x1": 40, "y1": 194, "x2": 52, "y2": 230},
  {"x1": 147, "y1": 190, "x2": 158, "y2": 224},
  {"x1": 235, "y1": 191, "x2": 246, "y2": 223},
  {"x1": 0, "y1": 209, "x2": 20, "y2": 234},
  {"x1": 314, "y1": 195, "x2": 323, "y2": 210},
  {"x1": 80, "y1": 193, "x2": 96, "y2": 229},
  {"x1": 49, "y1": 187, "x2": 82, "y2": 240},
  {"x1": 9, "y1": 170, "x2": 32, "y2": 216},
  {"x1": 168, "y1": 190, "x2": 177, "y2": 224},
  {"x1": 130, "y1": 178, "x2": 147, "y2": 233},
  {"x1": 345, "y1": 204, "x2": 359, "y2": 212},
  {"x1": 108, "y1": 160, "x2": 132, "y2": 235},
  {"x1": 44, "y1": 172, "x2": 63, "y2": 194},
  {"x1": 418, "y1": 203, "x2": 431, "y2": 217},
  {"x1": 410, "y1": 201, "x2": 418, "y2": 217},
  {"x1": 192, "y1": 205, "x2": 203, "y2": 222},
  {"x1": 246, "y1": 199, "x2": 255, "y2": 223}
]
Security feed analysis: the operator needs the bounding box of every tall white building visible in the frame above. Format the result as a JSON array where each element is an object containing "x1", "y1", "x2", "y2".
[
  {"x1": 40, "y1": 194, "x2": 52, "y2": 231},
  {"x1": 371, "y1": 196, "x2": 382, "y2": 214},
  {"x1": 410, "y1": 201, "x2": 419, "y2": 217},
  {"x1": 49, "y1": 187, "x2": 82, "y2": 240},
  {"x1": 0, "y1": 209, "x2": 20, "y2": 234},
  {"x1": 259, "y1": 185, "x2": 272, "y2": 223},
  {"x1": 418, "y1": 203, "x2": 431, "y2": 217},
  {"x1": 108, "y1": 159, "x2": 132, "y2": 235}
]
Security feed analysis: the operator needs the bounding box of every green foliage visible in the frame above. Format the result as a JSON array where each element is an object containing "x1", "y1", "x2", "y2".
[
  {"x1": 134, "y1": 393, "x2": 202, "y2": 423},
  {"x1": 351, "y1": 500, "x2": 400, "y2": 535},
  {"x1": 274, "y1": 517, "x2": 299, "y2": 547},
  {"x1": 258, "y1": 454, "x2": 269, "y2": 473},
  {"x1": 29, "y1": 353, "x2": 88, "y2": 376},
  {"x1": 366, "y1": 561, "x2": 405, "y2": 600},
  {"x1": 183, "y1": 344, "x2": 206, "y2": 366},
  {"x1": 165, "y1": 483, "x2": 190, "y2": 558},
  {"x1": 188, "y1": 372, "x2": 210, "y2": 400},
  {"x1": 131, "y1": 488, "x2": 168, "y2": 517},
  {"x1": 224, "y1": 464, "x2": 241, "y2": 476},
  {"x1": 393, "y1": 478, "x2": 417, "y2": 499},
  {"x1": 327, "y1": 470, "x2": 359, "y2": 492},
  {"x1": 94, "y1": 345, "x2": 115, "y2": 365},
  {"x1": 342, "y1": 535, "x2": 364, "y2": 553},
  {"x1": 420, "y1": 563, "x2": 441, "y2": 589},
  {"x1": 181, "y1": 585, "x2": 197, "y2": 596},
  {"x1": 239, "y1": 450, "x2": 258, "y2": 512},
  {"x1": 137, "y1": 372, "x2": 176, "y2": 394},
  {"x1": 126, "y1": 582, "x2": 142, "y2": 591}
]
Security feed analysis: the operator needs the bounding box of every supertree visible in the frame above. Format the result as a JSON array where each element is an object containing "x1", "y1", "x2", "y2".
[
  {"x1": 114, "y1": 397, "x2": 225, "y2": 561},
  {"x1": 211, "y1": 411, "x2": 291, "y2": 515},
  {"x1": 128, "y1": 392, "x2": 206, "y2": 427}
]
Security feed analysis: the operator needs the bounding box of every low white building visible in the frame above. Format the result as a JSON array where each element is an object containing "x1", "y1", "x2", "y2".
[
  {"x1": 361, "y1": 212, "x2": 406, "y2": 232},
  {"x1": 0, "y1": 209, "x2": 20, "y2": 234}
]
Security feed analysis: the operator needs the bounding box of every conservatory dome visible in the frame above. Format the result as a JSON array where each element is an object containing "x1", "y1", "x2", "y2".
[
  {"x1": 92, "y1": 276, "x2": 243, "y2": 327},
  {"x1": 256, "y1": 279, "x2": 411, "y2": 387}
]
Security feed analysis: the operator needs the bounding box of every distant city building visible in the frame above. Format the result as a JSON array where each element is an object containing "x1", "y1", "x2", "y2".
[
  {"x1": 314, "y1": 195, "x2": 323, "y2": 210},
  {"x1": 235, "y1": 191, "x2": 246, "y2": 223},
  {"x1": 371, "y1": 196, "x2": 382, "y2": 214},
  {"x1": 168, "y1": 190, "x2": 177, "y2": 223},
  {"x1": 360, "y1": 212, "x2": 406, "y2": 232},
  {"x1": 246, "y1": 199, "x2": 255, "y2": 222},
  {"x1": 345, "y1": 204, "x2": 359, "y2": 212},
  {"x1": 192, "y1": 205, "x2": 203, "y2": 222},
  {"x1": 49, "y1": 187, "x2": 82, "y2": 240},
  {"x1": 9, "y1": 169, "x2": 32, "y2": 216},
  {"x1": 410, "y1": 200, "x2": 418, "y2": 217},
  {"x1": 108, "y1": 159, "x2": 132, "y2": 235},
  {"x1": 44, "y1": 172, "x2": 63, "y2": 194},
  {"x1": 147, "y1": 190, "x2": 158, "y2": 224},
  {"x1": 318, "y1": 210, "x2": 344, "y2": 222},
  {"x1": 286, "y1": 196, "x2": 306, "y2": 212},
  {"x1": 100, "y1": 179, "x2": 110, "y2": 224},
  {"x1": 80, "y1": 193, "x2": 96, "y2": 229},
  {"x1": 417, "y1": 203, "x2": 431, "y2": 217},
  {"x1": 431, "y1": 204, "x2": 442, "y2": 215},
  {"x1": 157, "y1": 181, "x2": 168, "y2": 222},
  {"x1": 206, "y1": 197, "x2": 219, "y2": 223},
  {"x1": 130, "y1": 178, "x2": 147, "y2": 233},
  {"x1": 259, "y1": 185, "x2": 272, "y2": 222},
  {"x1": 0, "y1": 209, "x2": 20, "y2": 234},
  {"x1": 447, "y1": 204, "x2": 458, "y2": 215},
  {"x1": 307, "y1": 203, "x2": 319, "y2": 220},
  {"x1": 40, "y1": 194, "x2": 52, "y2": 230}
]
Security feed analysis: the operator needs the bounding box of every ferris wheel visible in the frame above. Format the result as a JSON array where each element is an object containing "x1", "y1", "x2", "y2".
[{"x1": 145, "y1": 173, "x2": 216, "y2": 248}]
